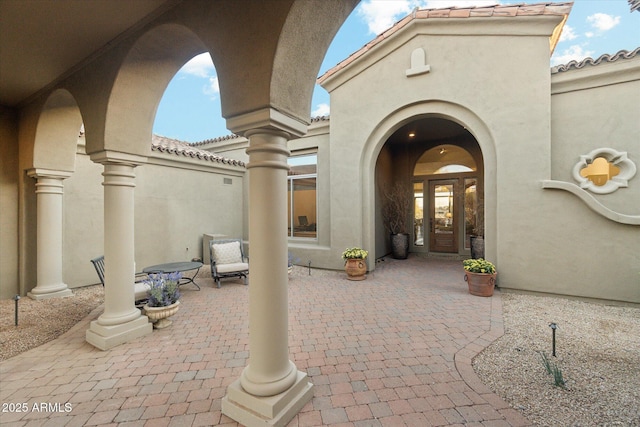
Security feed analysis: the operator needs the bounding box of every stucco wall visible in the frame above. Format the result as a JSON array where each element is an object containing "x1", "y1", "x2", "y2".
[
  {"x1": 537, "y1": 58, "x2": 640, "y2": 303},
  {"x1": 321, "y1": 18, "x2": 559, "y2": 271},
  {"x1": 0, "y1": 108, "x2": 20, "y2": 298},
  {"x1": 61, "y1": 143, "x2": 245, "y2": 289}
]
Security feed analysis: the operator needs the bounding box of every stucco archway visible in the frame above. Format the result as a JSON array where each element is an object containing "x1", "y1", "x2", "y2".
[
  {"x1": 26, "y1": 89, "x2": 83, "y2": 299},
  {"x1": 92, "y1": 23, "x2": 208, "y2": 157},
  {"x1": 362, "y1": 100, "x2": 497, "y2": 268}
]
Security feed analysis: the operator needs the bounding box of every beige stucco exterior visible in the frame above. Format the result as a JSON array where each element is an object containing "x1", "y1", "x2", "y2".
[
  {"x1": 0, "y1": 1, "x2": 638, "y2": 423},
  {"x1": 196, "y1": 31, "x2": 640, "y2": 305},
  {"x1": 305, "y1": 14, "x2": 638, "y2": 303}
]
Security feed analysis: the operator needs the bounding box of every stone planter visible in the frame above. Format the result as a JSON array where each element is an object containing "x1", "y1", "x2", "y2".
[
  {"x1": 344, "y1": 258, "x2": 367, "y2": 281},
  {"x1": 390, "y1": 233, "x2": 409, "y2": 259},
  {"x1": 464, "y1": 272, "x2": 496, "y2": 297},
  {"x1": 470, "y1": 236, "x2": 485, "y2": 259},
  {"x1": 143, "y1": 301, "x2": 180, "y2": 329}
]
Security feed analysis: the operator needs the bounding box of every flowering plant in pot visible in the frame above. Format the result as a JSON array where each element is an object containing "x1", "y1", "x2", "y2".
[
  {"x1": 342, "y1": 248, "x2": 368, "y2": 281},
  {"x1": 342, "y1": 247, "x2": 368, "y2": 260},
  {"x1": 143, "y1": 272, "x2": 182, "y2": 328},
  {"x1": 288, "y1": 252, "x2": 300, "y2": 275},
  {"x1": 462, "y1": 258, "x2": 496, "y2": 297}
]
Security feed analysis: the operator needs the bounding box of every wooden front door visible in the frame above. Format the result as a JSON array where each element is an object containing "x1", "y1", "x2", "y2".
[{"x1": 429, "y1": 180, "x2": 457, "y2": 253}]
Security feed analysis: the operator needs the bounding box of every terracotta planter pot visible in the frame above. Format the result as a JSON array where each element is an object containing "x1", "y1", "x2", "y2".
[
  {"x1": 144, "y1": 301, "x2": 180, "y2": 329},
  {"x1": 464, "y1": 271, "x2": 496, "y2": 297},
  {"x1": 344, "y1": 258, "x2": 367, "y2": 281}
]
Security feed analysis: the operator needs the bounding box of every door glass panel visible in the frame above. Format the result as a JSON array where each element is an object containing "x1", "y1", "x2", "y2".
[
  {"x1": 430, "y1": 181, "x2": 457, "y2": 253},
  {"x1": 414, "y1": 182, "x2": 424, "y2": 246},
  {"x1": 434, "y1": 184, "x2": 453, "y2": 234},
  {"x1": 464, "y1": 178, "x2": 477, "y2": 250}
]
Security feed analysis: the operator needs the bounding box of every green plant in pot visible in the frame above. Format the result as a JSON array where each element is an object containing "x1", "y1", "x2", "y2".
[
  {"x1": 381, "y1": 181, "x2": 412, "y2": 259},
  {"x1": 462, "y1": 258, "x2": 496, "y2": 297},
  {"x1": 342, "y1": 247, "x2": 368, "y2": 281}
]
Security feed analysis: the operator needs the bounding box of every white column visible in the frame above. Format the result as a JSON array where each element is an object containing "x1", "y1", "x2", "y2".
[
  {"x1": 222, "y1": 129, "x2": 313, "y2": 426},
  {"x1": 86, "y1": 152, "x2": 152, "y2": 350},
  {"x1": 27, "y1": 169, "x2": 73, "y2": 300}
]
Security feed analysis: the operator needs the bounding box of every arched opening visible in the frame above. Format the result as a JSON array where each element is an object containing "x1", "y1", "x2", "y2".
[
  {"x1": 153, "y1": 52, "x2": 226, "y2": 142},
  {"x1": 375, "y1": 117, "x2": 484, "y2": 258}
]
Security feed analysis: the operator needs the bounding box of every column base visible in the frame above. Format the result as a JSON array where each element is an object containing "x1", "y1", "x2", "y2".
[
  {"x1": 28, "y1": 287, "x2": 73, "y2": 300},
  {"x1": 86, "y1": 315, "x2": 152, "y2": 350},
  {"x1": 222, "y1": 370, "x2": 314, "y2": 427}
]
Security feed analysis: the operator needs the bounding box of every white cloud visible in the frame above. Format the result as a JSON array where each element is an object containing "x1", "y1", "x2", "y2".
[
  {"x1": 179, "y1": 53, "x2": 215, "y2": 78},
  {"x1": 559, "y1": 24, "x2": 577, "y2": 42},
  {"x1": 586, "y1": 13, "x2": 620, "y2": 32},
  {"x1": 358, "y1": 0, "x2": 505, "y2": 35},
  {"x1": 358, "y1": 0, "x2": 413, "y2": 35},
  {"x1": 204, "y1": 76, "x2": 220, "y2": 98},
  {"x1": 311, "y1": 103, "x2": 330, "y2": 118},
  {"x1": 551, "y1": 45, "x2": 595, "y2": 66}
]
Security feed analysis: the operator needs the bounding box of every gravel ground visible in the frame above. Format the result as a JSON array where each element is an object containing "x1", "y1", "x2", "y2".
[
  {"x1": 1, "y1": 278, "x2": 638, "y2": 426},
  {"x1": 473, "y1": 292, "x2": 640, "y2": 427},
  {"x1": 0, "y1": 285, "x2": 104, "y2": 361}
]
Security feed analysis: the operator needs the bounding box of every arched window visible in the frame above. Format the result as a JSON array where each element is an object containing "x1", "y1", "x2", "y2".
[{"x1": 414, "y1": 145, "x2": 476, "y2": 176}]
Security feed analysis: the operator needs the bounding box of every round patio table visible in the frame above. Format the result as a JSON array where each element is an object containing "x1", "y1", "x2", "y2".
[{"x1": 143, "y1": 261, "x2": 203, "y2": 290}]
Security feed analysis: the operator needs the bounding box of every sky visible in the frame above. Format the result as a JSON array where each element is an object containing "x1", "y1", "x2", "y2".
[{"x1": 153, "y1": 0, "x2": 640, "y2": 143}]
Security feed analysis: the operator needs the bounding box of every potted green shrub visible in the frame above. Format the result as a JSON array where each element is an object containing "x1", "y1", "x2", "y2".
[
  {"x1": 462, "y1": 258, "x2": 496, "y2": 297},
  {"x1": 342, "y1": 247, "x2": 368, "y2": 281},
  {"x1": 143, "y1": 272, "x2": 181, "y2": 328}
]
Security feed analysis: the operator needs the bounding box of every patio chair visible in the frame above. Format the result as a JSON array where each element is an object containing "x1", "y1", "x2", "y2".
[
  {"x1": 90, "y1": 256, "x2": 150, "y2": 303},
  {"x1": 209, "y1": 239, "x2": 249, "y2": 288}
]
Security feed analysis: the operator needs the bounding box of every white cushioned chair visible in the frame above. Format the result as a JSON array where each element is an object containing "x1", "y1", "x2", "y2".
[{"x1": 209, "y1": 239, "x2": 249, "y2": 288}]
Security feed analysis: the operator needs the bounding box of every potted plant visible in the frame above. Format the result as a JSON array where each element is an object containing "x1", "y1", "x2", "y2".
[
  {"x1": 381, "y1": 181, "x2": 412, "y2": 259},
  {"x1": 462, "y1": 258, "x2": 496, "y2": 297},
  {"x1": 143, "y1": 272, "x2": 181, "y2": 328},
  {"x1": 288, "y1": 252, "x2": 300, "y2": 275},
  {"x1": 342, "y1": 247, "x2": 368, "y2": 281},
  {"x1": 469, "y1": 223, "x2": 484, "y2": 260}
]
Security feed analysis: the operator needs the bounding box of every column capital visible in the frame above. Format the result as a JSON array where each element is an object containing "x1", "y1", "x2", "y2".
[
  {"x1": 27, "y1": 168, "x2": 73, "y2": 180},
  {"x1": 89, "y1": 150, "x2": 147, "y2": 167},
  {"x1": 226, "y1": 107, "x2": 308, "y2": 138}
]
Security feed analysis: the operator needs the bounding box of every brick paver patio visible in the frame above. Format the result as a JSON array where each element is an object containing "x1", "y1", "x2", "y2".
[{"x1": 0, "y1": 256, "x2": 531, "y2": 426}]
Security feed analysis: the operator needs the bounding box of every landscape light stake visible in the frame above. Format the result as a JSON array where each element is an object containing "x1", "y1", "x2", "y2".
[
  {"x1": 14, "y1": 295, "x2": 20, "y2": 326},
  {"x1": 549, "y1": 322, "x2": 558, "y2": 356}
]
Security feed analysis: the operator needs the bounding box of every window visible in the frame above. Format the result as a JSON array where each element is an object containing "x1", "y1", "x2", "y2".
[
  {"x1": 414, "y1": 145, "x2": 477, "y2": 176},
  {"x1": 464, "y1": 178, "x2": 478, "y2": 249},
  {"x1": 572, "y1": 148, "x2": 636, "y2": 194},
  {"x1": 288, "y1": 154, "x2": 317, "y2": 238}
]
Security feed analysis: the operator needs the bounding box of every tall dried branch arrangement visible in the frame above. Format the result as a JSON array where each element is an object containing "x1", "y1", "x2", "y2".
[{"x1": 381, "y1": 181, "x2": 412, "y2": 234}]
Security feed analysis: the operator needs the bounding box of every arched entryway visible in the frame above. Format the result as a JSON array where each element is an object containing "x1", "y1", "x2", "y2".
[{"x1": 375, "y1": 117, "x2": 484, "y2": 258}]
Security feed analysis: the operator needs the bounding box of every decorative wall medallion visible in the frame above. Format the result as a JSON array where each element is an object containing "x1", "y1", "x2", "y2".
[{"x1": 572, "y1": 148, "x2": 636, "y2": 194}]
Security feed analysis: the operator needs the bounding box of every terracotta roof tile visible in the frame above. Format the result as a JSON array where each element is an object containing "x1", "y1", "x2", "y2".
[
  {"x1": 551, "y1": 47, "x2": 640, "y2": 73},
  {"x1": 191, "y1": 133, "x2": 240, "y2": 147},
  {"x1": 152, "y1": 135, "x2": 245, "y2": 167},
  {"x1": 318, "y1": 2, "x2": 573, "y2": 85},
  {"x1": 493, "y1": 6, "x2": 520, "y2": 17},
  {"x1": 448, "y1": 8, "x2": 471, "y2": 18}
]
